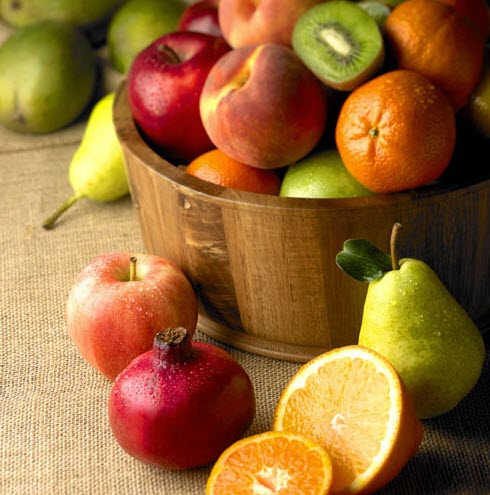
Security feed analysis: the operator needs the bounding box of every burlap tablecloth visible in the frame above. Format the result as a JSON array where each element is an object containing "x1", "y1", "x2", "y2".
[{"x1": 1, "y1": 18, "x2": 489, "y2": 495}]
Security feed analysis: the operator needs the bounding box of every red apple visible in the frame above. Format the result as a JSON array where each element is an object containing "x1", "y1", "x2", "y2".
[
  {"x1": 199, "y1": 43, "x2": 328, "y2": 169},
  {"x1": 127, "y1": 31, "x2": 231, "y2": 164},
  {"x1": 66, "y1": 252, "x2": 198, "y2": 381},
  {"x1": 178, "y1": 0, "x2": 222, "y2": 38},
  {"x1": 218, "y1": 0, "x2": 325, "y2": 48}
]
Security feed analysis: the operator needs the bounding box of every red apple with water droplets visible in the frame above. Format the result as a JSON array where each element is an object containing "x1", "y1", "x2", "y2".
[
  {"x1": 127, "y1": 31, "x2": 231, "y2": 164},
  {"x1": 108, "y1": 327, "x2": 256, "y2": 469},
  {"x1": 66, "y1": 252, "x2": 198, "y2": 381}
]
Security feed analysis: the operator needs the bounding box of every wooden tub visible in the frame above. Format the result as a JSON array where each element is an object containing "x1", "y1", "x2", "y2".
[{"x1": 113, "y1": 81, "x2": 490, "y2": 362}]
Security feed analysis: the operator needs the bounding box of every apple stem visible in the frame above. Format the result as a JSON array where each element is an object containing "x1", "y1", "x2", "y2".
[
  {"x1": 157, "y1": 44, "x2": 181, "y2": 64},
  {"x1": 390, "y1": 222, "x2": 402, "y2": 271},
  {"x1": 42, "y1": 192, "x2": 84, "y2": 230},
  {"x1": 129, "y1": 257, "x2": 137, "y2": 282}
]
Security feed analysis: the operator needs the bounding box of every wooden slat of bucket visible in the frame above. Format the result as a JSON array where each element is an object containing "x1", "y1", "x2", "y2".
[{"x1": 114, "y1": 81, "x2": 490, "y2": 362}]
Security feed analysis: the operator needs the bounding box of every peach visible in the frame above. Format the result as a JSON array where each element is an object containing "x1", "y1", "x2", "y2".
[
  {"x1": 218, "y1": 0, "x2": 325, "y2": 47},
  {"x1": 199, "y1": 43, "x2": 328, "y2": 169}
]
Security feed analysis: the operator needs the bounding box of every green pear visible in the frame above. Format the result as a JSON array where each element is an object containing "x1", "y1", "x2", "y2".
[
  {"x1": 0, "y1": 0, "x2": 124, "y2": 29},
  {"x1": 0, "y1": 20, "x2": 96, "y2": 133},
  {"x1": 107, "y1": 0, "x2": 186, "y2": 74},
  {"x1": 279, "y1": 149, "x2": 374, "y2": 199},
  {"x1": 42, "y1": 92, "x2": 130, "y2": 229},
  {"x1": 336, "y1": 223, "x2": 485, "y2": 419}
]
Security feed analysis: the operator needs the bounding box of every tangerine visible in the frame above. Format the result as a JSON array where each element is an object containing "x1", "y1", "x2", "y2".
[
  {"x1": 206, "y1": 430, "x2": 333, "y2": 495},
  {"x1": 185, "y1": 148, "x2": 282, "y2": 195},
  {"x1": 273, "y1": 345, "x2": 423, "y2": 495},
  {"x1": 384, "y1": 0, "x2": 485, "y2": 111},
  {"x1": 335, "y1": 69, "x2": 456, "y2": 194},
  {"x1": 436, "y1": 0, "x2": 490, "y2": 41}
]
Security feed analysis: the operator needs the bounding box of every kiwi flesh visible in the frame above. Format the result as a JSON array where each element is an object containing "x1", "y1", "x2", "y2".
[{"x1": 292, "y1": 0, "x2": 385, "y2": 91}]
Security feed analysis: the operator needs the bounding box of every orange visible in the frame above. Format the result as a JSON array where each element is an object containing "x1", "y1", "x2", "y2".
[
  {"x1": 335, "y1": 69, "x2": 456, "y2": 194},
  {"x1": 206, "y1": 430, "x2": 333, "y2": 495},
  {"x1": 273, "y1": 345, "x2": 423, "y2": 495},
  {"x1": 436, "y1": 0, "x2": 490, "y2": 41},
  {"x1": 384, "y1": 0, "x2": 485, "y2": 111},
  {"x1": 186, "y1": 148, "x2": 281, "y2": 195}
]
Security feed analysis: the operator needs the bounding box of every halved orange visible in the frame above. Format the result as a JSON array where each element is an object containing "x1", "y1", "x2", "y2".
[
  {"x1": 206, "y1": 430, "x2": 333, "y2": 495},
  {"x1": 273, "y1": 345, "x2": 423, "y2": 495}
]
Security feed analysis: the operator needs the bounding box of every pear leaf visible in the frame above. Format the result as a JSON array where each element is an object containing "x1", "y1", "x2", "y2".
[{"x1": 336, "y1": 239, "x2": 393, "y2": 282}]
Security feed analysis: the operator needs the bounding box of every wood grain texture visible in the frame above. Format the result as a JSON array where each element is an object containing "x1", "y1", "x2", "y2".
[{"x1": 114, "y1": 81, "x2": 490, "y2": 362}]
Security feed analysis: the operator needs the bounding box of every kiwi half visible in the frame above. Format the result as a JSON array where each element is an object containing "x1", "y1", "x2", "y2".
[{"x1": 292, "y1": 0, "x2": 385, "y2": 91}]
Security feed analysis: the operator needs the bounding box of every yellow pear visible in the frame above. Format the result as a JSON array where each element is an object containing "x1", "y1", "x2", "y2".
[
  {"x1": 337, "y1": 223, "x2": 485, "y2": 419},
  {"x1": 42, "y1": 93, "x2": 130, "y2": 229}
]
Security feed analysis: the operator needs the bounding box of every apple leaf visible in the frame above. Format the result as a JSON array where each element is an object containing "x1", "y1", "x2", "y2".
[{"x1": 336, "y1": 239, "x2": 393, "y2": 282}]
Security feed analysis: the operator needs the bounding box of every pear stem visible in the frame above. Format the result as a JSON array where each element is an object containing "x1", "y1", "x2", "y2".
[
  {"x1": 42, "y1": 192, "x2": 84, "y2": 230},
  {"x1": 129, "y1": 257, "x2": 137, "y2": 282},
  {"x1": 390, "y1": 222, "x2": 402, "y2": 270}
]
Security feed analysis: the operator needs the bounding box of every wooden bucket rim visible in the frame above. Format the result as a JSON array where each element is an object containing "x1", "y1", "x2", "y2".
[{"x1": 113, "y1": 80, "x2": 490, "y2": 213}]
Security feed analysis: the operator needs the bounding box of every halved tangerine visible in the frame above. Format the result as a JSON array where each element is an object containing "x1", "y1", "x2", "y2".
[{"x1": 206, "y1": 430, "x2": 333, "y2": 495}]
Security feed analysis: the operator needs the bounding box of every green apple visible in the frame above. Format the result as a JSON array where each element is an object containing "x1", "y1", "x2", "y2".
[
  {"x1": 377, "y1": 0, "x2": 405, "y2": 7},
  {"x1": 357, "y1": 0, "x2": 391, "y2": 28},
  {"x1": 107, "y1": 0, "x2": 187, "y2": 73},
  {"x1": 279, "y1": 149, "x2": 374, "y2": 199}
]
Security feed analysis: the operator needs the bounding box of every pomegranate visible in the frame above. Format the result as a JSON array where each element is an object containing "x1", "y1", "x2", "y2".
[{"x1": 108, "y1": 327, "x2": 256, "y2": 470}]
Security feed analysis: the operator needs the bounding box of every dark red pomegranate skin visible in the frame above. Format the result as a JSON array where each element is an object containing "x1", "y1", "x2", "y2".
[{"x1": 108, "y1": 328, "x2": 256, "y2": 470}]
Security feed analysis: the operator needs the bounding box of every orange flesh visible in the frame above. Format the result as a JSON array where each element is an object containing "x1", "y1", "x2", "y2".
[
  {"x1": 279, "y1": 357, "x2": 394, "y2": 492},
  {"x1": 210, "y1": 434, "x2": 332, "y2": 494}
]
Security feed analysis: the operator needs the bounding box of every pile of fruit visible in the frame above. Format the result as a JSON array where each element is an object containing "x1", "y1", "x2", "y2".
[
  {"x1": 1, "y1": 0, "x2": 489, "y2": 214},
  {"x1": 123, "y1": 0, "x2": 490, "y2": 199},
  {"x1": 1, "y1": 1, "x2": 488, "y2": 493}
]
